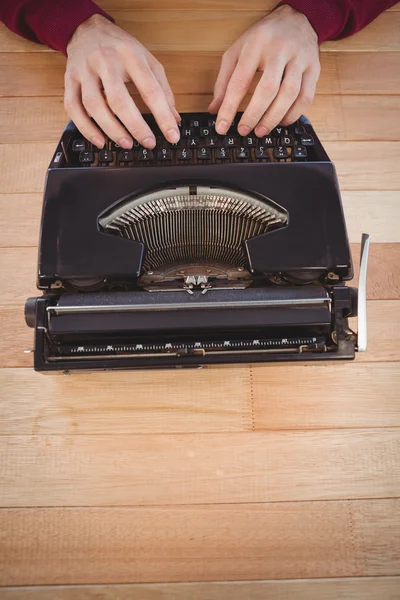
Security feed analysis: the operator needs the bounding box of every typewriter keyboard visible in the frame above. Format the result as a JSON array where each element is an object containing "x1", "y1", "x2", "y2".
[{"x1": 64, "y1": 112, "x2": 316, "y2": 168}]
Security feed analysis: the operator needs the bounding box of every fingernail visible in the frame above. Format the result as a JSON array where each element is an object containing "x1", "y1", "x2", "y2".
[
  {"x1": 255, "y1": 125, "x2": 269, "y2": 137},
  {"x1": 238, "y1": 125, "x2": 251, "y2": 136},
  {"x1": 216, "y1": 119, "x2": 228, "y2": 135},
  {"x1": 91, "y1": 136, "x2": 104, "y2": 149},
  {"x1": 118, "y1": 137, "x2": 133, "y2": 149},
  {"x1": 167, "y1": 128, "x2": 180, "y2": 143},
  {"x1": 142, "y1": 136, "x2": 156, "y2": 149}
]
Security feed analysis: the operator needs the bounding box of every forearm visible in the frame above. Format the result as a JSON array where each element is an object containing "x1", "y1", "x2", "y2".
[
  {"x1": 0, "y1": 0, "x2": 113, "y2": 54},
  {"x1": 278, "y1": 0, "x2": 399, "y2": 42}
]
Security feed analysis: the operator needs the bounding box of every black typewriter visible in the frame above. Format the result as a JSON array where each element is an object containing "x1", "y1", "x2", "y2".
[{"x1": 25, "y1": 112, "x2": 370, "y2": 371}]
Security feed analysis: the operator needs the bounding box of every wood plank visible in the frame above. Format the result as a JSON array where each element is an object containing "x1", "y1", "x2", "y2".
[
  {"x1": 1, "y1": 429, "x2": 400, "y2": 506},
  {"x1": 1, "y1": 11, "x2": 399, "y2": 53},
  {"x1": 0, "y1": 367, "x2": 253, "y2": 434},
  {"x1": 97, "y1": 0, "x2": 400, "y2": 10},
  {"x1": 97, "y1": 0, "x2": 280, "y2": 10},
  {"x1": 1, "y1": 53, "x2": 400, "y2": 97},
  {"x1": 0, "y1": 500, "x2": 399, "y2": 585},
  {"x1": 1, "y1": 577, "x2": 400, "y2": 600},
  {"x1": 4, "y1": 94, "x2": 400, "y2": 143},
  {"x1": 0, "y1": 248, "x2": 37, "y2": 304},
  {"x1": 0, "y1": 143, "x2": 53, "y2": 194},
  {"x1": 1, "y1": 191, "x2": 399, "y2": 250},
  {"x1": 325, "y1": 143, "x2": 400, "y2": 190},
  {"x1": 350, "y1": 244, "x2": 400, "y2": 301},
  {"x1": 251, "y1": 363, "x2": 400, "y2": 430},
  {"x1": 1, "y1": 361, "x2": 399, "y2": 433},
  {"x1": 2, "y1": 299, "x2": 399, "y2": 370},
  {"x1": 1, "y1": 244, "x2": 398, "y2": 309},
  {"x1": 342, "y1": 192, "x2": 400, "y2": 244},
  {"x1": 112, "y1": 10, "x2": 400, "y2": 53},
  {"x1": 0, "y1": 194, "x2": 42, "y2": 247}
]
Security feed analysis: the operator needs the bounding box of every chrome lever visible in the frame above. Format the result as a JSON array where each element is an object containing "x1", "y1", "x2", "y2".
[{"x1": 357, "y1": 233, "x2": 371, "y2": 352}]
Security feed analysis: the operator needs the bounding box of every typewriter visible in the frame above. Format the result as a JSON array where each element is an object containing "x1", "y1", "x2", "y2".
[{"x1": 25, "y1": 112, "x2": 370, "y2": 371}]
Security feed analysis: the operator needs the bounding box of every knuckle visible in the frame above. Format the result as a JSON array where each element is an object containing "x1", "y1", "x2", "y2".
[
  {"x1": 259, "y1": 79, "x2": 279, "y2": 96},
  {"x1": 107, "y1": 91, "x2": 125, "y2": 110},
  {"x1": 153, "y1": 62, "x2": 166, "y2": 77},
  {"x1": 141, "y1": 83, "x2": 159, "y2": 99},
  {"x1": 63, "y1": 95, "x2": 74, "y2": 111},
  {"x1": 222, "y1": 48, "x2": 232, "y2": 62},
  {"x1": 282, "y1": 80, "x2": 300, "y2": 96},
  {"x1": 65, "y1": 67, "x2": 79, "y2": 82},
  {"x1": 230, "y1": 75, "x2": 250, "y2": 94},
  {"x1": 82, "y1": 93, "x2": 98, "y2": 110},
  {"x1": 299, "y1": 90, "x2": 314, "y2": 105}
]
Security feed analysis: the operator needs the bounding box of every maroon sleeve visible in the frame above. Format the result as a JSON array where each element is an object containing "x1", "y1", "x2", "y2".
[
  {"x1": 0, "y1": 0, "x2": 114, "y2": 55},
  {"x1": 278, "y1": 0, "x2": 399, "y2": 43}
]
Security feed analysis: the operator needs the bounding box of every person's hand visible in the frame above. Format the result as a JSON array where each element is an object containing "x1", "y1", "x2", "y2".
[
  {"x1": 208, "y1": 4, "x2": 320, "y2": 137},
  {"x1": 64, "y1": 14, "x2": 180, "y2": 149}
]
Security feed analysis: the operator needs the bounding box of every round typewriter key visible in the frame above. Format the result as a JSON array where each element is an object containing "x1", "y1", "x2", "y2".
[
  {"x1": 79, "y1": 150, "x2": 94, "y2": 164},
  {"x1": 197, "y1": 147, "x2": 211, "y2": 159},
  {"x1": 157, "y1": 148, "x2": 172, "y2": 160},
  {"x1": 216, "y1": 147, "x2": 229, "y2": 159},
  {"x1": 293, "y1": 145, "x2": 308, "y2": 159},
  {"x1": 177, "y1": 148, "x2": 192, "y2": 160},
  {"x1": 119, "y1": 150, "x2": 133, "y2": 163}
]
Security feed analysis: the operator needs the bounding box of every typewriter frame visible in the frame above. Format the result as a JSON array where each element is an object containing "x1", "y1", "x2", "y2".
[{"x1": 25, "y1": 116, "x2": 370, "y2": 372}]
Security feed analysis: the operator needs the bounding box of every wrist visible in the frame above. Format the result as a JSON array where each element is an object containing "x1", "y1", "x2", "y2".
[
  {"x1": 274, "y1": 3, "x2": 318, "y2": 43},
  {"x1": 67, "y1": 14, "x2": 110, "y2": 55}
]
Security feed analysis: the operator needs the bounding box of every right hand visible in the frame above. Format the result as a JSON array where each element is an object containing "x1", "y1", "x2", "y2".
[{"x1": 64, "y1": 14, "x2": 180, "y2": 149}]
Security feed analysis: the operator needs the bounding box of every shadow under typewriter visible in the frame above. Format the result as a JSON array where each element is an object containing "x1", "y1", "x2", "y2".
[{"x1": 25, "y1": 114, "x2": 370, "y2": 371}]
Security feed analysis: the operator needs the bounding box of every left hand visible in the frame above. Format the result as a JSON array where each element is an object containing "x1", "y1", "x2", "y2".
[{"x1": 208, "y1": 4, "x2": 320, "y2": 137}]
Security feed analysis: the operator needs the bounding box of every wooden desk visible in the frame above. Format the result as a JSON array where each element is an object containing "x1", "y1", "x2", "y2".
[{"x1": 0, "y1": 2, "x2": 399, "y2": 598}]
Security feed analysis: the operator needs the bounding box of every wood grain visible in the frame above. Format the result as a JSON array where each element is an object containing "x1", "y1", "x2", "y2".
[
  {"x1": 342, "y1": 192, "x2": 400, "y2": 243},
  {"x1": 0, "y1": 194, "x2": 42, "y2": 247},
  {"x1": 251, "y1": 363, "x2": 400, "y2": 430},
  {"x1": 1, "y1": 191, "x2": 399, "y2": 249},
  {"x1": 1, "y1": 500, "x2": 399, "y2": 585},
  {"x1": 325, "y1": 143, "x2": 400, "y2": 190},
  {"x1": 1, "y1": 53, "x2": 400, "y2": 97},
  {"x1": 1, "y1": 95, "x2": 399, "y2": 144},
  {"x1": 351, "y1": 244, "x2": 400, "y2": 301},
  {"x1": 97, "y1": 0, "x2": 400, "y2": 10},
  {"x1": 1, "y1": 429, "x2": 400, "y2": 506},
  {"x1": 0, "y1": 367, "x2": 252, "y2": 434},
  {"x1": 1, "y1": 361, "x2": 399, "y2": 433},
  {"x1": 1, "y1": 11, "x2": 399, "y2": 53},
  {"x1": 1, "y1": 578, "x2": 400, "y2": 600}
]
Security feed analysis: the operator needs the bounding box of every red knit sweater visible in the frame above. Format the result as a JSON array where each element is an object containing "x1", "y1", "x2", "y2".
[{"x1": 0, "y1": 0, "x2": 398, "y2": 55}]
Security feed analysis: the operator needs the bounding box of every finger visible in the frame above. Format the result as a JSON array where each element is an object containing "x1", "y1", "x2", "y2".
[
  {"x1": 281, "y1": 66, "x2": 319, "y2": 126},
  {"x1": 103, "y1": 77, "x2": 156, "y2": 149},
  {"x1": 208, "y1": 49, "x2": 237, "y2": 115},
  {"x1": 254, "y1": 64, "x2": 302, "y2": 137},
  {"x1": 215, "y1": 54, "x2": 259, "y2": 135},
  {"x1": 64, "y1": 77, "x2": 105, "y2": 148},
  {"x1": 81, "y1": 78, "x2": 133, "y2": 148},
  {"x1": 237, "y1": 59, "x2": 284, "y2": 136},
  {"x1": 130, "y1": 64, "x2": 180, "y2": 144},
  {"x1": 151, "y1": 61, "x2": 181, "y2": 122}
]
